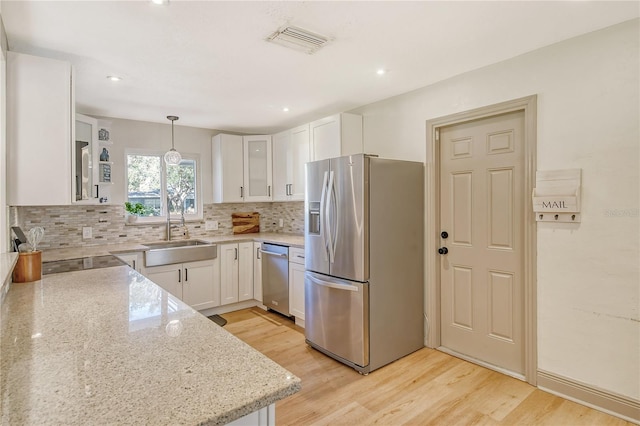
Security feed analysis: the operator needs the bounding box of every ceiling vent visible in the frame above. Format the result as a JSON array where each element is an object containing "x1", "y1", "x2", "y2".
[{"x1": 267, "y1": 26, "x2": 329, "y2": 54}]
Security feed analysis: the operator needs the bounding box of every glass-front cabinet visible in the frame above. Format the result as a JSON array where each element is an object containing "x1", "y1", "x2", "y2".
[
  {"x1": 73, "y1": 113, "x2": 111, "y2": 204},
  {"x1": 242, "y1": 135, "x2": 272, "y2": 202}
]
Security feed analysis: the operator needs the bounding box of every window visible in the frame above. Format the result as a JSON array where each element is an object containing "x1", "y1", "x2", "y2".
[{"x1": 126, "y1": 151, "x2": 200, "y2": 222}]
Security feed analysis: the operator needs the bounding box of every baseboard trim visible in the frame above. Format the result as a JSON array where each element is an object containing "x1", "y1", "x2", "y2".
[{"x1": 537, "y1": 369, "x2": 640, "y2": 424}]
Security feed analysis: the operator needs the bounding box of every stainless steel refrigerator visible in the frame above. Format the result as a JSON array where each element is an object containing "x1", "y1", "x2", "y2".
[{"x1": 304, "y1": 153, "x2": 424, "y2": 374}]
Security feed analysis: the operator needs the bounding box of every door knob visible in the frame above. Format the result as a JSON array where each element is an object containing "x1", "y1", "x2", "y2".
[
  {"x1": 438, "y1": 247, "x2": 448, "y2": 255},
  {"x1": 441, "y1": 231, "x2": 448, "y2": 239}
]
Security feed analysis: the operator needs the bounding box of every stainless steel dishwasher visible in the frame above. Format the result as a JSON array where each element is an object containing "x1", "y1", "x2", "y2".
[{"x1": 261, "y1": 243, "x2": 290, "y2": 316}]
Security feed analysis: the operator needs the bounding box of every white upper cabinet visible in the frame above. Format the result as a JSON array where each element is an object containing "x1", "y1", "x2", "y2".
[
  {"x1": 212, "y1": 133, "x2": 244, "y2": 203},
  {"x1": 243, "y1": 135, "x2": 272, "y2": 202},
  {"x1": 309, "y1": 113, "x2": 363, "y2": 161},
  {"x1": 272, "y1": 124, "x2": 309, "y2": 202},
  {"x1": 7, "y1": 52, "x2": 73, "y2": 206},
  {"x1": 212, "y1": 134, "x2": 272, "y2": 203}
]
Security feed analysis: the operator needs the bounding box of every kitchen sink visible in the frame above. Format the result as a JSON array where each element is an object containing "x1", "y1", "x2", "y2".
[{"x1": 143, "y1": 239, "x2": 217, "y2": 267}]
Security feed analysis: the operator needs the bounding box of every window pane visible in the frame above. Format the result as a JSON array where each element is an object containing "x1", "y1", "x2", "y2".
[
  {"x1": 127, "y1": 154, "x2": 162, "y2": 216},
  {"x1": 167, "y1": 159, "x2": 197, "y2": 216}
]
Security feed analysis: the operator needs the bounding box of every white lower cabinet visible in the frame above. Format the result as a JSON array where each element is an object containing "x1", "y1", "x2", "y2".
[
  {"x1": 228, "y1": 404, "x2": 275, "y2": 426},
  {"x1": 114, "y1": 252, "x2": 142, "y2": 272},
  {"x1": 289, "y1": 247, "x2": 306, "y2": 322},
  {"x1": 220, "y1": 242, "x2": 254, "y2": 305},
  {"x1": 144, "y1": 259, "x2": 219, "y2": 311},
  {"x1": 253, "y1": 242, "x2": 263, "y2": 303}
]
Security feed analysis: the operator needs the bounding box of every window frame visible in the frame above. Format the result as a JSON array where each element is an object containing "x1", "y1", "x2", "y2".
[{"x1": 124, "y1": 149, "x2": 202, "y2": 224}]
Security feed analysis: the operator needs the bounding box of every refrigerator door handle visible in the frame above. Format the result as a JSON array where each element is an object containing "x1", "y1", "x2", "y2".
[
  {"x1": 320, "y1": 171, "x2": 330, "y2": 261},
  {"x1": 330, "y1": 170, "x2": 339, "y2": 260},
  {"x1": 326, "y1": 170, "x2": 336, "y2": 263},
  {"x1": 306, "y1": 273, "x2": 359, "y2": 292}
]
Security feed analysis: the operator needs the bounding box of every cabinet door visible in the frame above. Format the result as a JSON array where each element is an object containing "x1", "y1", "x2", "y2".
[
  {"x1": 272, "y1": 130, "x2": 291, "y2": 202},
  {"x1": 73, "y1": 113, "x2": 99, "y2": 204},
  {"x1": 212, "y1": 134, "x2": 244, "y2": 203},
  {"x1": 7, "y1": 52, "x2": 73, "y2": 206},
  {"x1": 182, "y1": 259, "x2": 219, "y2": 311},
  {"x1": 253, "y1": 242, "x2": 263, "y2": 303},
  {"x1": 238, "y1": 242, "x2": 254, "y2": 301},
  {"x1": 145, "y1": 264, "x2": 182, "y2": 300},
  {"x1": 310, "y1": 115, "x2": 341, "y2": 161},
  {"x1": 243, "y1": 135, "x2": 272, "y2": 202},
  {"x1": 220, "y1": 244, "x2": 239, "y2": 305},
  {"x1": 289, "y1": 261, "x2": 306, "y2": 320},
  {"x1": 290, "y1": 124, "x2": 310, "y2": 200},
  {"x1": 115, "y1": 253, "x2": 141, "y2": 272}
]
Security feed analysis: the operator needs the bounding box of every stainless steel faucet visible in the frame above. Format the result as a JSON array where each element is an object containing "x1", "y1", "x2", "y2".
[{"x1": 166, "y1": 196, "x2": 186, "y2": 241}]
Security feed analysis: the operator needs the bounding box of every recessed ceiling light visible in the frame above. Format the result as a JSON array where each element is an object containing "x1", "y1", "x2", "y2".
[
  {"x1": 107, "y1": 76, "x2": 122, "y2": 82},
  {"x1": 376, "y1": 69, "x2": 386, "y2": 76},
  {"x1": 283, "y1": 107, "x2": 290, "y2": 112},
  {"x1": 151, "y1": 0, "x2": 169, "y2": 5}
]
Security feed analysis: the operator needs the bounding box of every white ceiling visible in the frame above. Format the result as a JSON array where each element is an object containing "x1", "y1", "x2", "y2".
[{"x1": 2, "y1": 1, "x2": 638, "y2": 134}]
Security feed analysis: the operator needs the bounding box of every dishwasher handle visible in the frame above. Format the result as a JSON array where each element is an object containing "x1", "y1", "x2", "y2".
[{"x1": 261, "y1": 249, "x2": 288, "y2": 258}]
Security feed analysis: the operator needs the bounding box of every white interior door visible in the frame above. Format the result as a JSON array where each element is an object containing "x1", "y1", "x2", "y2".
[{"x1": 439, "y1": 110, "x2": 525, "y2": 375}]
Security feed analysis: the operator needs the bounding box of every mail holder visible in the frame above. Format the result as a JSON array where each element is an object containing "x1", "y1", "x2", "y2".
[{"x1": 532, "y1": 169, "x2": 581, "y2": 223}]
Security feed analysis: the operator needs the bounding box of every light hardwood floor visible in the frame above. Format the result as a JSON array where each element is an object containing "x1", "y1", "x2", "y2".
[{"x1": 222, "y1": 308, "x2": 632, "y2": 426}]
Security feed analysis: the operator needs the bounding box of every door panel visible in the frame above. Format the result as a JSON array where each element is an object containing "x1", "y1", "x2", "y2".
[
  {"x1": 440, "y1": 110, "x2": 525, "y2": 375},
  {"x1": 304, "y1": 159, "x2": 330, "y2": 275},
  {"x1": 220, "y1": 244, "x2": 239, "y2": 305},
  {"x1": 182, "y1": 260, "x2": 217, "y2": 311},
  {"x1": 329, "y1": 155, "x2": 367, "y2": 282}
]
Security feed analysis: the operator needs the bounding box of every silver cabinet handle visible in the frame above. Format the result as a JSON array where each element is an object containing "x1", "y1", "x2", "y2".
[
  {"x1": 178, "y1": 269, "x2": 181, "y2": 283},
  {"x1": 240, "y1": 186, "x2": 244, "y2": 198},
  {"x1": 268, "y1": 185, "x2": 271, "y2": 197},
  {"x1": 132, "y1": 259, "x2": 136, "y2": 270},
  {"x1": 235, "y1": 247, "x2": 238, "y2": 260},
  {"x1": 256, "y1": 247, "x2": 261, "y2": 259},
  {"x1": 185, "y1": 268, "x2": 188, "y2": 282}
]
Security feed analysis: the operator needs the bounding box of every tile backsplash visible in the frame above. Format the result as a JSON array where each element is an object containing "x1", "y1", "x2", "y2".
[{"x1": 11, "y1": 202, "x2": 304, "y2": 250}]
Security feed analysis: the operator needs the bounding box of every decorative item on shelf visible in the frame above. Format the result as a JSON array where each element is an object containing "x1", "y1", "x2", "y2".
[
  {"x1": 13, "y1": 226, "x2": 44, "y2": 283},
  {"x1": 100, "y1": 147, "x2": 110, "y2": 162},
  {"x1": 125, "y1": 202, "x2": 146, "y2": 224},
  {"x1": 164, "y1": 115, "x2": 182, "y2": 165},
  {"x1": 99, "y1": 163, "x2": 112, "y2": 183},
  {"x1": 98, "y1": 128, "x2": 110, "y2": 141}
]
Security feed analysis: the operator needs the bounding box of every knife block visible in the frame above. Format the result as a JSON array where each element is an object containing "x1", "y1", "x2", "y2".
[{"x1": 12, "y1": 251, "x2": 42, "y2": 283}]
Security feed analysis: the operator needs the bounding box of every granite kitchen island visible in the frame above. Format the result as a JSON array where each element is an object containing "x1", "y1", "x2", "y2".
[{"x1": 0, "y1": 265, "x2": 301, "y2": 425}]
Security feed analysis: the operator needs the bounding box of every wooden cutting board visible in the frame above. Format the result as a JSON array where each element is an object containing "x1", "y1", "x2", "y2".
[{"x1": 232, "y1": 212, "x2": 260, "y2": 234}]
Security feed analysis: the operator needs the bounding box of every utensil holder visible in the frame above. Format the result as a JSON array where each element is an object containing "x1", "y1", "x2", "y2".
[{"x1": 12, "y1": 251, "x2": 42, "y2": 283}]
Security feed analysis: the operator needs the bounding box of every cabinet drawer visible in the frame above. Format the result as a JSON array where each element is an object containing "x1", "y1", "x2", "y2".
[{"x1": 289, "y1": 247, "x2": 306, "y2": 265}]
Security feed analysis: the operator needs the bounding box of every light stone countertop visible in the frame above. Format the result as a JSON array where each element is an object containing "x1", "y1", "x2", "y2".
[
  {"x1": 0, "y1": 252, "x2": 19, "y2": 302},
  {"x1": 41, "y1": 232, "x2": 304, "y2": 262},
  {"x1": 1, "y1": 252, "x2": 19, "y2": 285},
  {"x1": 0, "y1": 265, "x2": 301, "y2": 425}
]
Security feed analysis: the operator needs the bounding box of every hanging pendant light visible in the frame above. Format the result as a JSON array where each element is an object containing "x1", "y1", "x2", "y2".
[{"x1": 164, "y1": 115, "x2": 182, "y2": 165}]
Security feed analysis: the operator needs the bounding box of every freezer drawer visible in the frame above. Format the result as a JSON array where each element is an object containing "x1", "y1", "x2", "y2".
[{"x1": 304, "y1": 271, "x2": 369, "y2": 367}]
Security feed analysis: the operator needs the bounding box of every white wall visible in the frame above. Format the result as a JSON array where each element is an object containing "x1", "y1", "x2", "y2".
[
  {"x1": 0, "y1": 12, "x2": 7, "y2": 253},
  {"x1": 94, "y1": 117, "x2": 227, "y2": 206},
  {"x1": 351, "y1": 19, "x2": 639, "y2": 400}
]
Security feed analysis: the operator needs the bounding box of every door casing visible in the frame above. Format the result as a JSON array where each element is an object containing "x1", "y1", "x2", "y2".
[{"x1": 425, "y1": 95, "x2": 538, "y2": 385}]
